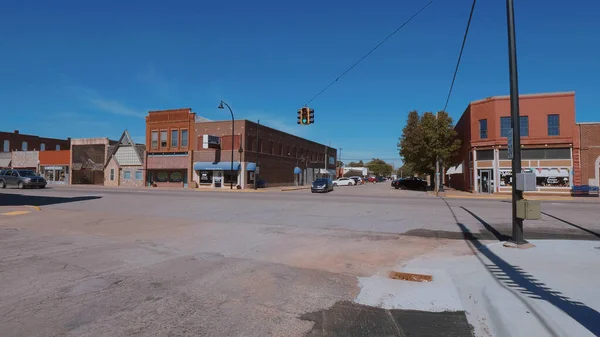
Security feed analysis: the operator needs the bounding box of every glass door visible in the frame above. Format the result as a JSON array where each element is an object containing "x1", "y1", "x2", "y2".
[{"x1": 480, "y1": 170, "x2": 491, "y2": 194}]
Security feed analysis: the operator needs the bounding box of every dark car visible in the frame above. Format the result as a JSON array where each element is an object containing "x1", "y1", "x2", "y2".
[
  {"x1": 311, "y1": 178, "x2": 334, "y2": 193},
  {"x1": 391, "y1": 177, "x2": 427, "y2": 191},
  {"x1": 0, "y1": 169, "x2": 47, "y2": 189},
  {"x1": 376, "y1": 176, "x2": 387, "y2": 182}
]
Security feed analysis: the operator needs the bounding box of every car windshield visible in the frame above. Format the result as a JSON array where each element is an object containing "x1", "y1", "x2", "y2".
[
  {"x1": 313, "y1": 179, "x2": 327, "y2": 184},
  {"x1": 18, "y1": 170, "x2": 37, "y2": 177}
]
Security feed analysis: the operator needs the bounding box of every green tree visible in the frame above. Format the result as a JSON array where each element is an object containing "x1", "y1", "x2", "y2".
[
  {"x1": 348, "y1": 160, "x2": 364, "y2": 167},
  {"x1": 397, "y1": 163, "x2": 414, "y2": 178},
  {"x1": 398, "y1": 110, "x2": 461, "y2": 178},
  {"x1": 366, "y1": 158, "x2": 393, "y2": 177}
]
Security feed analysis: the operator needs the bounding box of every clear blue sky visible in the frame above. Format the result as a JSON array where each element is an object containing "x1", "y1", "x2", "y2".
[{"x1": 1, "y1": 0, "x2": 598, "y2": 168}]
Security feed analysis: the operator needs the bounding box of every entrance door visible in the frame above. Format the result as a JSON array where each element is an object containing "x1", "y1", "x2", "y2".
[{"x1": 480, "y1": 170, "x2": 491, "y2": 193}]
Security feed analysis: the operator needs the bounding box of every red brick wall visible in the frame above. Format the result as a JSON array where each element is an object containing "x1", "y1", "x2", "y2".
[
  {"x1": 577, "y1": 124, "x2": 600, "y2": 186},
  {"x1": 1, "y1": 130, "x2": 70, "y2": 152},
  {"x1": 146, "y1": 109, "x2": 196, "y2": 152}
]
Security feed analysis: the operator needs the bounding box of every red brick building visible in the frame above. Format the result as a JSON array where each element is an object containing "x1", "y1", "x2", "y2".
[
  {"x1": 1, "y1": 130, "x2": 70, "y2": 153},
  {"x1": 447, "y1": 92, "x2": 576, "y2": 194},
  {"x1": 574, "y1": 123, "x2": 600, "y2": 187}
]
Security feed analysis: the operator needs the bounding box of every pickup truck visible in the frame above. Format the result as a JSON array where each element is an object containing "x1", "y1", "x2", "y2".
[{"x1": 0, "y1": 169, "x2": 47, "y2": 189}]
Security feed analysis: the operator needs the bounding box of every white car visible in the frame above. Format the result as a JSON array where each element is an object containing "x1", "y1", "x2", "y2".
[{"x1": 333, "y1": 177, "x2": 355, "y2": 186}]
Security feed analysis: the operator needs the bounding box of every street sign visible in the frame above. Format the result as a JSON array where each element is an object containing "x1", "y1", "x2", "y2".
[{"x1": 507, "y1": 128, "x2": 514, "y2": 159}]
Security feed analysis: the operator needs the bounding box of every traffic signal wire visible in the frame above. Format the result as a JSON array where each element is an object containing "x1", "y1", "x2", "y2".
[
  {"x1": 303, "y1": 0, "x2": 435, "y2": 107},
  {"x1": 442, "y1": 0, "x2": 477, "y2": 112}
]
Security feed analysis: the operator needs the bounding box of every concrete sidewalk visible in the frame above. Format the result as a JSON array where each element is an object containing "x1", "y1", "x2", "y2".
[{"x1": 439, "y1": 188, "x2": 599, "y2": 202}]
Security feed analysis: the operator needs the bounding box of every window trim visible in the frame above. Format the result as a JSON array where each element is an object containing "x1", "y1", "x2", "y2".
[
  {"x1": 110, "y1": 168, "x2": 115, "y2": 181},
  {"x1": 21, "y1": 141, "x2": 28, "y2": 151},
  {"x1": 171, "y1": 129, "x2": 179, "y2": 148},
  {"x1": 151, "y1": 130, "x2": 159, "y2": 150},
  {"x1": 479, "y1": 119, "x2": 488, "y2": 139},
  {"x1": 159, "y1": 129, "x2": 168, "y2": 149},
  {"x1": 548, "y1": 114, "x2": 560, "y2": 136},
  {"x1": 56, "y1": 144, "x2": 61, "y2": 151},
  {"x1": 123, "y1": 170, "x2": 131, "y2": 180},
  {"x1": 500, "y1": 116, "x2": 511, "y2": 138},
  {"x1": 135, "y1": 170, "x2": 143, "y2": 180},
  {"x1": 180, "y1": 129, "x2": 189, "y2": 148},
  {"x1": 3, "y1": 140, "x2": 8, "y2": 152},
  {"x1": 40, "y1": 143, "x2": 46, "y2": 151},
  {"x1": 519, "y1": 116, "x2": 529, "y2": 137}
]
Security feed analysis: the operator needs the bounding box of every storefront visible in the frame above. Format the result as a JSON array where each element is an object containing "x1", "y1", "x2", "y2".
[
  {"x1": 42, "y1": 165, "x2": 69, "y2": 184},
  {"x1": 146, "y1": 154, "x2": 191, "y2": 188},
  {"x1": 38, "y1": 150, "x2": 71, "y2": 184},
  {"x1": 193, "y1": 161, "x2": 240, "y2": 188}
]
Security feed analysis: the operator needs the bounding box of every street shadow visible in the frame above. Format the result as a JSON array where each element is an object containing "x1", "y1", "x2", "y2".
[
  {"x1": 0, "y1": 193, "x2": 101, "y2": 207},
  {"x1": 542, "y1": 212, "x2": 600, "y2": 239},
  {"x1": 443, "y1": 199, "x2": 600, "y2": 336},
  {"x1": 460, "y1": 206, "x2": 512, "y2": 242}
]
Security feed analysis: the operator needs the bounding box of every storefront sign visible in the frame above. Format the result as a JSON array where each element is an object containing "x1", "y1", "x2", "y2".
[
  {"x1": 43, "y1": 166, "x2": 64, "y2": 170},
  {"x1": 202, "y1": 135, "x2": 220, "y2": 149}
]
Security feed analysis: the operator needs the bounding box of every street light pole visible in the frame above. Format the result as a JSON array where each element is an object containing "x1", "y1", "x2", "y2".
[
  {"x1": 218, "y1": 100, "x2": 235, "y2": 190},
  {"x1": 506, "y1": 0, "x2": 524, "y2": 243},
  {"x1": 255, "y1": 120, "x2": 260, "y2": 190}
]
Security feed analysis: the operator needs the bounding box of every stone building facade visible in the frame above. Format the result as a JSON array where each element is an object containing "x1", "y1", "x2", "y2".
[{"x1": 104, "y1": 130, "x2": 146, "y2": 187}]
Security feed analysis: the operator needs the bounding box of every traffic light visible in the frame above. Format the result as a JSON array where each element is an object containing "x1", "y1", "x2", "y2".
[
  {"x1": 297, "y1": 109, "x2": 302, "y2": 124},
  {"x1": 309, "y1": 108, "x2": 314, "y2": 124},
  {"x1": 297, "y1": 107, "x2": 314, "y2": 125}
]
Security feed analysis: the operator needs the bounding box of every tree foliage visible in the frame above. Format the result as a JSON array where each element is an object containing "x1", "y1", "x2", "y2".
[
  {"x1": 365, "y1": 158, "x2": 393, "y2": 177},
  {"x1": 398, "y1": 110, "x2": 461, "y2": 175},
  {"x1": 347, "y1": 160, "x2": 364, "y2": 167},
  {"x1": 397, "y1": 163, "x2": 415, "y2": 178}
]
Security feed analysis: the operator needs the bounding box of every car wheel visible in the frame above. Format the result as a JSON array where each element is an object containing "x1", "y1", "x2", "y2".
[
  {"x1": 40, "y1": 185, "x2": 46, "y2": 189},
  {"x1": 333, "y1": 183, "x2": 337, "y2": 186},
  {"x1": 394, "y1": 186, "x2": 399, "y2": 189},
  {"x1": 18, "y1": 181, "x2": 24, "y2": 189},
  {"x1": 0, "y1": 181, "x2": 5, "y2": 189}
]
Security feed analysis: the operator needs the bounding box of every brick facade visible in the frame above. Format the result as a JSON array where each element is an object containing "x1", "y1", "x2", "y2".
[
  {"x1": 11, "y1": 151, "x2": 39, "y2": 169},
  {"x1": 1, "y1": 130, "x2": 70, "y2": 152},
  {"x1": 575, "y1": 123, "x2": 600, "y2": 186}
]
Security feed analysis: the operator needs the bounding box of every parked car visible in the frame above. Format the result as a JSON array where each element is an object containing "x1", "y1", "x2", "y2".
[
  {"x1": 333, "y1": 177, "x2": 355, "y2": 186},
  {"x1": 349, "y1": 176, "x2": 363, "y2": 185},
  {"x1": 311, "y1": 178, "x2": 334, "y2": 193},
  {"x1": 391, "y1": 177, "x2": 427, "y2": 191},
  {"x1": 376, "y1": 176, "x2": 387, "y2": 183},
  {"x1": 368, "y1": 176, "x2": 376, "y2": 183},
  {"x1": 0, "y1": 169, "x2": 47, "y2": 189}
]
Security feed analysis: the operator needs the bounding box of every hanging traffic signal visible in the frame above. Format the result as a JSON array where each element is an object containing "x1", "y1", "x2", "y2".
[
  {"x1": 309, "y1": 108, "x2": 314, "y2": 124},
  {"x1": 297, "y1": 109, "x2": 302, "y2": 124},
  {"x1": 297, "y1": 107, "x2": 313, "y2": 125}
]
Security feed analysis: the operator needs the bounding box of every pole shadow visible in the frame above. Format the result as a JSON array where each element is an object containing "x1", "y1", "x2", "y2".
[
  {"x1": 443, "y1": 199, "x2": 600, "y2": 336},
  {"x1": 542, "y1": 212, "x2": 600, "y2": 239},
  {"x1": 0, "y1": 193, "x2": 101, "y2": 207},
  {"x1": 460, "y1": 206, "x2": 512, "y2": 242}
]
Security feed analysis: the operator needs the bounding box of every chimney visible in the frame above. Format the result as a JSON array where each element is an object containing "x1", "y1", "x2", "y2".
[{"x1": 14, "y1": 130, "x2": 19, "y2": 134}]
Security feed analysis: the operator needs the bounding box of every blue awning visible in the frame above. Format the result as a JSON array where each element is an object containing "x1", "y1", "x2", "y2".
[
  {"x1": 193, "y1": 162, "x2": 240, "y2": 171},
  {"x1": 246, "y1": 162, "x2": 257, "y2": 171},
  {"x1": 293, "y1": 167, "x2": 302, "y2": 174}
]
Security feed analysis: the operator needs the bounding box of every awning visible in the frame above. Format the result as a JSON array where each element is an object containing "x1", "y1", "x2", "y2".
[
  {"x1": 0, "y1": 159, "x2": 11, "y2": 167},
  {"x1": 446, "y1": 163, "x2": 463, "y2": 175},
  {"x1": 246, "y1": 162, "x2": 257, "y2": 172},
  {"x1": 193, "y1": 162, "x2": 240, "y2": 171},
  {"x1": 318, "y1": 168, "x2": 329, "y2": 174},
  {"x1": 293, "y1": 167, "x2": 302, "y2": 174}
]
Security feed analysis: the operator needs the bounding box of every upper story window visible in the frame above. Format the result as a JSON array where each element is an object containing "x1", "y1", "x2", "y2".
[
  {"x1": 181, "y1": 129, "x2": 188, "y2": 148},
  {"x1": 171, "y1": 129, "x2": 179, "y2": 148},
  {"x1": 22, "y1": 141, "x2": 28, "y2": 151},
  {"x1": 548, "y1": 114, "x2": 560, "y2": 136},
  {"x1": 500, "y1": 117, "x2": 511, "y2": 137},
  {"x1": 160, "y1": 130, "x2": 167, "y2": 148},
  {"x1": 479, "y1": 119, "x2": 488, "y2": 139},
  {"x1": 519, "y1": 116, "x2": 529, "y2": 137},
  {"x1": 151, "y1": 130, "x2": 158, "y2": 149},
  {"x1": 56, "y1": 144, "x2": 60, "y2": 151},
  {"x1": 40, "y1": 143, "x2": 46, "y2": 151},
  {"x1": 3, "y1": 140, "x2": 8, "y2": 152}
]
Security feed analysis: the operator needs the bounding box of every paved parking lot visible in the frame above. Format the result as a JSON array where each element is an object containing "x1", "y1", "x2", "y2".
[{"x1": 1, "y1": 183, "x2": 598, "y2": 336}]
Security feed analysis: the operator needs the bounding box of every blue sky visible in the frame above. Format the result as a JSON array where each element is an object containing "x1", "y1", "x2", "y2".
[{"x1": 1, "y1": 0, "x2": 598, "y2": 168}]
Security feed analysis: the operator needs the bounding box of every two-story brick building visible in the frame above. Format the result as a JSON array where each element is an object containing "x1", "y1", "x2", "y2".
[
  {"x1": 574, "y1": 123, "x2": 600, "y2": 187},
  {"x1": 1, "y1": 130, "x2": 71, "y2": 169},
  {"x1": 447, "y1": 92, "x2": 576, "y2": 194}
]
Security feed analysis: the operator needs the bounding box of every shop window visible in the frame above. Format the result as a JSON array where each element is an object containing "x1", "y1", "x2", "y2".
[
  {"x1": 151, "y1": 131, "x2": 158, "y2": 149},
  {"x1": 479, "y1": 119, "x2": 488, "y2": 139},
  {"x1": 155, "y1": 172, "x2": 169, "y2": 182},
  {"x1": 500, "y1": 117, "x2": 511, "y2": 137},
  {"x1": 160, "y1": 130, "x2": 167, "y2": 148},
  {"x1": 224, "y1": 171, "x2": 237, "y2": 185},
  {"x1": 181, "y1": 129, "x2": 188, "y2": 148},
  {"x1": 135, "y1": 171, "x2": 142, "y2": 180},
  {"x1": 56, "y1": 144, "x2": 61, "y2": 151},
  {"x1": 22, "y1": 141, "x2": 28, "y2": 151},
  {"x1": 500, "y1": 169, "x2": 569, "y2": 188},
  {"x1": 477, "y1": 150, "x2": 494, "y2": 161},
  {"x1": 171, "y1": 130, "x2": 179, "y2": 148},
  {"x1": 198, "y1": 170, "x2": 213, "y2": 184},
  {"x1": 124, "y1": 170, "x2": 131, "y2": 180},
  {"x1": 170, "y1": 171, "x2": 183, "y2": 182},
  {"x1": 3, "y1": 140, "x2": 8, "y2": 152},
  {"x1": 110, "y1": 169, "x2": 115, "y2": 181},
  {"x1": 548, "y1": 114, "x2": 560, "y2": 136},
  {"x1": 40, "y1": 143, "x2": 46, "y2": 151}
]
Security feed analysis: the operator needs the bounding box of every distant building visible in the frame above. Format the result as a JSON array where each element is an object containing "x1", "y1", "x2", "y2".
[
  {"x1": 70, "y1": 138, "x2": 117, "y2": 185},
  {"x1": 341, "y1": 167, "x2": 369, "y2": 177},
  {"x1": 574, "y1": 123, "x2": 600, "y2": 187},
  {"x1": 448, "y1": 92, "x2": 576, "y2": 194},
  {"x1": 104, "y1": 130, "x2": 146, "y2": 187},
  {"x1": 1, "y1": 130, "x2": 70, "y2": 153}
]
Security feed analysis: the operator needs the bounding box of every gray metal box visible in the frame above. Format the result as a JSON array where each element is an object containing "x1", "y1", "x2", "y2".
[
  {"x1": 516, "y1": 172, "x2": 537, "y2": 191},
  {"x1": 516, "y1": 199, "x2": 541, "y2": 220}
]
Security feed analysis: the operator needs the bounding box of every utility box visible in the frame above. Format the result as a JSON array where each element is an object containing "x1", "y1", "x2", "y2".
[
  {"x1": 516, "y1": 199, "x2": 541, "y2": 220},
  {"x1": 516, "y1": 172, "x2": 537, "y2": 191}
]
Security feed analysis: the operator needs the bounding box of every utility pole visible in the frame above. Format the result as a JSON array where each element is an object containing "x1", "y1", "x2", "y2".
[
  {"x1": 324, "y1": 145, "x2": 327, "y2": 178},
  {"x1": 506, "y1": 0, "x2": 524, "y2": 243},
  {"x1": 254, "y1": 120, "x2": 260, "y2": 190},
  {"x1": 435, "y1": 112, "x2": 440, "y2": 196}
]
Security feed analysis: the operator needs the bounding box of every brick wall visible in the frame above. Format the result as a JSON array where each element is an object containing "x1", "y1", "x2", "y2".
[
  {"x1": 104, "y1": 157, "x2": 120, "y2": 187},
  {"x1": 119, "y1": 166, "x2": 144, "y2": 187},
  {"x1": 1, "y1": 130, "x2": 70, "y2": 152},
  {"x1": 578, "y1": 124, "x2": 600, "y2": 186}
]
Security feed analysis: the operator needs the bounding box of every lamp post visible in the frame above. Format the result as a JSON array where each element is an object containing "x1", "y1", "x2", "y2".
[
  {"x1": 255, "y1": 120, "x2": 260, "y2": 190},
  {"x1": 218, "y1": 100, "x2": 235, "y2": 190}
]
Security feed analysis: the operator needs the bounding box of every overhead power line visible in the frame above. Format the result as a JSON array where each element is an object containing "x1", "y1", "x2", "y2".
[
  {"x1": 442, "y1": 0, "x2": 477, "y2": 112},
  {"x1": 304, "y1": 0, "x2": 435, "y2": 107}
]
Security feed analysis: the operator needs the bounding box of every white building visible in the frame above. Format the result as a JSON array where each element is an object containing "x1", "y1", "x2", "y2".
[{"x1": 342, "y1": 167, "x2": 368, "y2": 177}]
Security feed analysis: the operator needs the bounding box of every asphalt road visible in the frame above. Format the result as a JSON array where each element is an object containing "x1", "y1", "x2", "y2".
[{"x1": 1, "y1": 183, "x2": 598, "y2": 336}]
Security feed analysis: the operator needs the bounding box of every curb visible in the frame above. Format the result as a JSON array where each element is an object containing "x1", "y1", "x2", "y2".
[{"x1": 281, "y1": 187, "x2": 310, "y2": 192}]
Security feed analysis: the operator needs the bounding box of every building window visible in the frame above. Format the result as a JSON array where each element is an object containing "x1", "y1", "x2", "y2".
[
  {"x1": 171, "y1": 129, "x2": 179, "y2": 148},
  {"x1": 160, "y1": 130, "x2": 167, "y2": 148},
  {"x1": 479, "y1": 119, "x2": 488, "y2": 139},
  {"x1": 181, "y1": 129, "x2": 188, "y2": 148},
  {"x1": 520, "y1": 116, "x2": 529, "y2": 137},
  {"x1": 477, "y1": 149, "x2": 494, "y2": 161},
  {"x1": 110, "y1": 169, "x2": 115, "y2": 181},
  {"x1": 22, "y1": 141, "x2": 28, "y2": 151},
  {"x1": 3, "y1": 140, "x2": 8, "y2": 152},
  {"x1": 135, "y1": 170, "x2": 142, "y2": 180},
  {"x1": 56, "y1": 144, "x2": 60, "y2": 151},
  {"x1": 40, "y1": 143, "x2": 46, "y2": 151},
  {"x1": 548, "y1": 114, "x2": 560, "y2": 136},
  {"x1": 500, "y1": 117, "x2": 511, "y2": 137},
  {"x1": 151, "y1": 130, "x2": 158, "y2": 149},
  {"x1": 124, "y1": 170, "x2": 131, "y2": 180}
]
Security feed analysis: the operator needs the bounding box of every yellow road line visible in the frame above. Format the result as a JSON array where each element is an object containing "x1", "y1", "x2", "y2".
[
  {"x1": 2, "y1": 211, "x2": 31, "y2": 216},
  {"x1": 25, "y1": 205, "x2": 42, "y2": 211}
]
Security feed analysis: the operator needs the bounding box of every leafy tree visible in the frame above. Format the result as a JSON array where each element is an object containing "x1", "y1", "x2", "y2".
[
  {"x1": 398, "y1": 110, "x2": 461, "y2": 179},
  {"x1": 347, "y1": 160, "x2": 364, "y2": 167},
  {"x1": 397, "y1": 163, "x2": 415, "y2": 178},
  {"x1": 366, "y1": 158, "x2": 393, "y2": 177}
]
